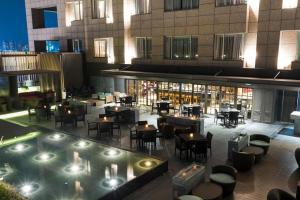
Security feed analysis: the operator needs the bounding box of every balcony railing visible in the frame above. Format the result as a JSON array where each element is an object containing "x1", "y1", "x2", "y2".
[{"x1": 0, "y1": 52, "x2": 61, "y2": 73}]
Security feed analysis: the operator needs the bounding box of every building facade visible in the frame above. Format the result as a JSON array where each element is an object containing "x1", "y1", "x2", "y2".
[{"x1": 24, "y1": 0, "x2": 300, "y2": 123}]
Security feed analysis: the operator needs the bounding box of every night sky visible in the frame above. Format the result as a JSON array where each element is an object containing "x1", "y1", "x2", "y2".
[{"x1": 0, "y1": 0, "x2": 28, "y2": 45}]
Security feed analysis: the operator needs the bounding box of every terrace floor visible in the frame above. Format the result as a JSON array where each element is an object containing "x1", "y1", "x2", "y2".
[{"x1": 2, "y1": 105, "x2": 300, "y2": 200}]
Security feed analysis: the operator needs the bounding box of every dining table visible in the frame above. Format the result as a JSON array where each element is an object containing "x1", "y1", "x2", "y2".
[
  {"x1": 135, "y1": 124, "x2": 157, "y2": 148},
  {"x1": 179, "y1": 133, "x2": 207, "y2": 144}
]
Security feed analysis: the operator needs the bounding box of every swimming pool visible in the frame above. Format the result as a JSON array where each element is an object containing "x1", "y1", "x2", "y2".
[{"x1": 0, "y1": 130, "x2": 167, "y2": 200}]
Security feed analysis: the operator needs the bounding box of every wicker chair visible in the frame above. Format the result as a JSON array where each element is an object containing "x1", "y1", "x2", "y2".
[
  {"x1": 267, "y1": 189, "x2": 296, "y2": 200},
  {"x1": 295, "y1": 148, "x2": 300, "y2": 168},
  {"x1": 209, "y1": 165, "x2": 237, "y2": 197},
  {"x1": 250, "y1": 134, "x2": 270, "y2": 155},
  {"x1": 232, "y1": 150, "x2": 255, "y2": 171}
]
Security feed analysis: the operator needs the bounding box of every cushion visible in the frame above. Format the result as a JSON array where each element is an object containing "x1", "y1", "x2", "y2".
[
  {"x1": 210, "y1": 173, "x2": 235, "y2": 184},
  {"x1": 178, "y1": 195, "x2": 203, "y2": 200},
  {"x1": 250, "y1": 140, "x2": 269, "y2": 147}
]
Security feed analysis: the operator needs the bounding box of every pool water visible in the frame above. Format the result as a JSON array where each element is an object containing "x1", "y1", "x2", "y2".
[{"x1": 0, "y1": 131, "x2": 164, "y2": 200}]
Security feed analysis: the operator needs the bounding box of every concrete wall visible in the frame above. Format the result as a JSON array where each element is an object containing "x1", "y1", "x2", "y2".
[
  {"x1": 61, "y1": 53, "x2": 83, "y2": 89},
  {"x1": 252, "y1": 88, "x2": 276, "y2": 123}
]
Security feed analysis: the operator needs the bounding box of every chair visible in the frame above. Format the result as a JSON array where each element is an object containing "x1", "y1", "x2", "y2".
[
  {"x1": 267, "y1": 189, "x2": 296, "y2": 200},
  {"x1": 175, "y1": 135, "x2": 189, "y2": 160},
  {"x1": 209, "y1": 165, "x2": 237, "y2": 197},
  {"x1": 162, "y1": 124, "x2": 175, "y2": 139},
  {"x1": 124, "y1": 96, "x2": 133, "y2": 107},
  {"x1": 75, "y1": 110, "x2": 85, "y2": 126},
  {"x1": 151, "y1": 101, "x2": 158, "y2": 114},
  {"x1": 206, "y1": 132, "x2": 213, "y2": 155},
  {"x1": 112, "y1": 122, "x2": 121, "y2": 137},
  {"x1": 181, "y1": 104, "x2": 188, "y2": 116},
  {"x1": 157, "y1": 117, "x2": 167, "y2": 132},
  {"x1": 28, "y1": 107, "x2": 36, "y2": 121},
  {"x1": 87, "y1": 121, "x2": 98, "y2": 136},
  {"x1": 54, "y1": 113, "x2": 63, "y2": 127},
  {"x1": 138, "y1": 121, "x2": 148, "y2": 125},
  {"x1": 142, "y1": 130, "x2": 157, "y2": 149},
  {"x1": 232, "y1": 150, "x2": 255, "y2": 171},
  {"x1": 238, "y1": 108, "x2": 246, "y2": 123},
  {"x1": 249, "y1": 134, "x2": 270, "y2": 155},
  {"x1": 114, "y1": 96, "x2": 121, "y2": 104},
  {"x1": 214, "y1": 109, "x2": 225, "y2": 124},
  {"x1": 98, "y1": 121, "x2": 112, "y2": 136},
  {"x1": 132, "y1": 94, "x2": 137, "y2": 106},
  {"x1": 158, "y1": 102, "x2": 169, "y2": 116},
  {"x1": 63, "y1": 114, "x2": 76, "y2": 127},
  {"x1": 191, "y1": 106, "x2": 201, "y2": 117},
  {"x1": 129, "y1": 125, "x2": 138, "y2": 147},
  {"x1": 295, "y1": 148, "x2": 300, "y2": 168},
  {"x1": 190, "y1": 140, "x2": 208, "y2": 162},
  {"x1": 228, "y1": 111, "x2": 239, "y2": 126}
]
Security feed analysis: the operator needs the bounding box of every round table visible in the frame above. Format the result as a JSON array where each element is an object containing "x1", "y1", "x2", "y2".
[
  {"x1": 192, "y1": 182, "x2": 223, "y2": 200},
  {"x1": 243, "y1": 146, "x2": 264, "y2": 163}
]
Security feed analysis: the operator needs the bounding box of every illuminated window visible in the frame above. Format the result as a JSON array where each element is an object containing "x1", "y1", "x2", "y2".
[
  {"x1": 214, "y1": 34, "x2": 244, "y2": 60},
  {"x1": 165, "y1": 0, "x2": 199, "y2": 11},
  {"x1": 135, "y1": 0, "x2": 151, "y2": 14},
  {"x1": 136, "y1": 37, "x2": 152, "y2": 59},
  {"x1": 282, "y1": 0, "x2": 298, "y2": 9},
  {"x1": 94, "y1": 38, "x2": 115, "y2": 63},
  {"x1": 65, "y1": 0, "x2": 83, "y2": 27},
  {"x1": 94, "y1": 39, "x2": 107, "y2": 58},
  {"x1": 164, "y1": 36, "x2": 198, "y2": 60},
  {"x1": 216, "y1": 0, "x2": 247, "y2": 6},
  {"x1": 92, "y1": 0, "x2": 106, "y2": 18}
]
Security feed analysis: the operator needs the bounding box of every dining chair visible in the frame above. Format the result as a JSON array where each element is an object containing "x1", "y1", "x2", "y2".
[
  {"x1": 175, "y1": 135, "x2": 189, "y2": 160},
  {"x1": 206, "y1": 131, "x2": 213, "y2": 155}
]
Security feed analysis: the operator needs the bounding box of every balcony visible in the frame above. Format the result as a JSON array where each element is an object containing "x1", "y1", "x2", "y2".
[{"x1": 0, "y1": 52, "x2": 61, "y2": 75}]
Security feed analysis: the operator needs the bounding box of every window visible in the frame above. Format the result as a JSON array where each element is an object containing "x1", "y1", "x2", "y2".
[
  {"x1": 282, "y1": 0, "x2": 298, "y2": 9},
  {"x1": 136, "y1": 37, "x2": 152, "y2": 59},
  {"x1": 135, "y1": 0, "x2": 151, "y2": 14},
  {"x1": 73, "y1": 39, "x2": 82, "y2": 52},
  {"x1": 94, "y1": 38, "x2": 115, "y2": 63},
  {"x1": 94, "y1": 39, "x2": 107, "y2": 58},
  {"x1": 214, "y1": 34, "x2": 244, "y2": 60},
  {"x1": 215, "y1": 0, "x2": 247, "y2": 7},
  {"x1": 164, "y1": 36, "x2": 198, "y2": 60},
  {"x1": 92, "y1": 0, "x2": 106, "y2": 18},
  {"x1": 65, "y1": 0, "x2": 83, "y2": 27},
  {"x1": 68, "y1": 39, "x2": 82, "y2": 52},
  {"x1": 46, "y1": 40, "x2": 60, "y2": 52},
  {"x1": 32, "y1": 7, "x2": 58, "y2": 29},
  {"x1": 164, "y1": 0, "x2": 199, "y2": 11}
]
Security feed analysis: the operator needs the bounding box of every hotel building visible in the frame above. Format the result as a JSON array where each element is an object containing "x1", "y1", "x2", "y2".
[{"x1": 24, "y1": 0, "x2": 300, "y2": 123}]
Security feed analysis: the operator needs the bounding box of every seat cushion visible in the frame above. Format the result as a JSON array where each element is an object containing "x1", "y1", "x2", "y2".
[
  {"x1": 178, "y1": 195, "x2": 203, "y2": 200},
  {"x1": 250, "y1": 140, "x2": 269, "y2": 147},
  {"x1": 210, "y1": 173, "x2": 235, "y2": 184}
]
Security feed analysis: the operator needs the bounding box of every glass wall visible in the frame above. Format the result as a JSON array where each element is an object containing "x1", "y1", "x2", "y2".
[{"x1": 125, "y1": 79, "x2": 253, "y2": 114}]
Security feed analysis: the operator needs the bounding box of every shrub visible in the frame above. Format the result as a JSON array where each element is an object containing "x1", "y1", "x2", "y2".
[{"x1": 0, "y1": 181, "x2": 25, "y2": 200}]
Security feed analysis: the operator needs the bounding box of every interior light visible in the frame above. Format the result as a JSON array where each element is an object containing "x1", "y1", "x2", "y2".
[{"x1": 40, "y1": 153, "x2": 49, "y2": 161}]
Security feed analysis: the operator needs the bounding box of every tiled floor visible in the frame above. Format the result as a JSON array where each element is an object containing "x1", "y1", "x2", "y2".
[{"x1": 4, "y1": 106, "x2": 300, "y2": 200}]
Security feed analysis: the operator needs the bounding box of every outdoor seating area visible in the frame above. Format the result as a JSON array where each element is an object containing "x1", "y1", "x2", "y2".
[{"x1": 1, "y1": 89, "x2": 300, "y2": 200}]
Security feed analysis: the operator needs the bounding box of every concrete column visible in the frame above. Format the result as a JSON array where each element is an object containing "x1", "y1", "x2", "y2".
[
  {"x1": 9, "y1": 76, "x2": 18, "y2": 97},
  {"x1": 114, "y1": 78, "x2": 125, "y2": 93}
]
